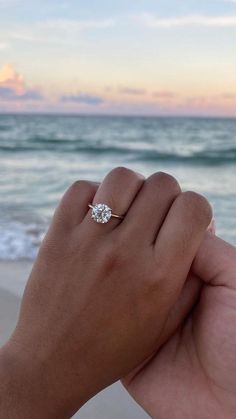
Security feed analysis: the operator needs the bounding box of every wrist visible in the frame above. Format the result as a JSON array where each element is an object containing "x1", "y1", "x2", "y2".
[
  {"x1": 0, "y1": 335, "x2": 96, "y2": 418},
  {"x1": 0, "y1": 341, "x2": 73, "y2": 419},
  {"x1": 0, "y1": 342, "x2": 52, "y2": 418}
]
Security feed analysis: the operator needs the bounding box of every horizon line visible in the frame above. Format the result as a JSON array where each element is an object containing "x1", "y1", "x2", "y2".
[{"x1": 0, "y1": 111, "x2": 236, "y2": 120}]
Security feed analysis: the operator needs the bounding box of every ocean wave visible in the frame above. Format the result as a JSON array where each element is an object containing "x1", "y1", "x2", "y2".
[
  {"x1": 0, "y1": 222, "x2": 45, "y2": 260},
  {"x1": 0, "y1": 142, "x2": 235, "y2": 165},
  {"x1": 1, "y1": 115, "x2": 236, "y2": 166},
  {"x1": 0, "y1": 142, "x2": 130, "y2": 154},
  {"x1": 129, "y1": 149, "x2": 236, "y2": 164}
]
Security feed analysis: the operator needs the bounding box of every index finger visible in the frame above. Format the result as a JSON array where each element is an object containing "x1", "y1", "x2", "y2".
[{"x1": 154, "y1": 191, "x2": 212, "y2": 302}]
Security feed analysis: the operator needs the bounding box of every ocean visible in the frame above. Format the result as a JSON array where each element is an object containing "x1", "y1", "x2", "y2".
[{"x1": 0, "y1": 114, "x2": 236, "y2": 260}]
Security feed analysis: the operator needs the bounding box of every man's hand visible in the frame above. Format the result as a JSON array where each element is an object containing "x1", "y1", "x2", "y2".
[
  {"x1": 123, "y1": 234, "x2": 236, "y2": 419},
  {"x1": 0, "y1": 168, "x2": 211, "y2": 418}
]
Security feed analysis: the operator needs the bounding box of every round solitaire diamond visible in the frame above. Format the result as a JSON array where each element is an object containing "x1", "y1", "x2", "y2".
[{"x1": 91, "y1": 204, "x2": 112, "y2": 224}]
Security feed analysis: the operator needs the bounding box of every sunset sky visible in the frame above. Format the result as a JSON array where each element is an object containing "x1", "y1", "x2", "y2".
[{"x1": 0, "y1": 0, "x2": 236, "y2": 116}]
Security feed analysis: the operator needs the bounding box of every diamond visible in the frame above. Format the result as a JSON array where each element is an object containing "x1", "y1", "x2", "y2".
[{"x1": 91, "y1": 204, "x2": 112, "y2": 224}]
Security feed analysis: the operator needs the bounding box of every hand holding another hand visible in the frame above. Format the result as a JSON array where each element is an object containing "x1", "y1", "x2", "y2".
[
  {"x1": 0, "y1": 167, "x2": 225, "y2": 419},
  {"x1": 123, "y1": 232, "x2": 236, "y2": 419}
]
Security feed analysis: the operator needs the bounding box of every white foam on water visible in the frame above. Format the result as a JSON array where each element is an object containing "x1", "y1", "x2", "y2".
[{"x1": 0, "y1": 221, "x2": 45, "y2": 260}]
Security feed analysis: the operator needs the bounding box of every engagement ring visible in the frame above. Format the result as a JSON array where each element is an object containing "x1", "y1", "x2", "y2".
[{"x1": 88, "y1": 203, "x2": 124, "y2": 224}]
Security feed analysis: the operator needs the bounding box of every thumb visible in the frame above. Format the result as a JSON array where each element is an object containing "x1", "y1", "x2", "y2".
[{"x1": 192, "y1": 233, "x2": 236, "y2": 289}]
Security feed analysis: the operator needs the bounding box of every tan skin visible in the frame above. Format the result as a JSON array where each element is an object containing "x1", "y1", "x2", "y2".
[
  {"x1": 123, "y1": 235, "x2": 236, "y2": 419},
  {"x1": 0, "y1": 167, "x2": 220, "y2": 419}
]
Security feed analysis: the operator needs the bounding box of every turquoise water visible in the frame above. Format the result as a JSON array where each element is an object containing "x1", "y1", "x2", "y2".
[{"x1": 0, "y1": 114, "x2": 236, "y2": 259}]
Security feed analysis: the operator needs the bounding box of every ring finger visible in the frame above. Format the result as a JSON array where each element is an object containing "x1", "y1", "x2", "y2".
[{"x1": 83, "y1": 167, "x2": 145, "y2": 234}]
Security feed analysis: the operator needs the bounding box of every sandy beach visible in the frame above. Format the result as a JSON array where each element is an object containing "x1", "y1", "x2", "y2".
[{"x1": 0, "y1": 261, "x2": 149, "y2": 418}]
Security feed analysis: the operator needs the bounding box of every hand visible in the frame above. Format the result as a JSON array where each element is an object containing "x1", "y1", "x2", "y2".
[
  {"x1": 123, "y1": 234, "x2": 236, "y2": 419},
  {"x1": 0, "y1": 168, "x2": 211, "y2": 418}
]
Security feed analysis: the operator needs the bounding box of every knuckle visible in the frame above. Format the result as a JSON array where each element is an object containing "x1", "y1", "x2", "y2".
[
  {"x1": 140, "y1": 273, "x2": 167, "y2": 316},
  {"x1": 144, "y1": 275, "x2": 161, "y2": 298},
  {"x1": 141, "y1": 254, "x2": 166, "y2": 291},
  {"x1": 59, "y1": 180, "x2": 97, "y2": 223},
  {"x1": 109, "y1": 166, "x2": 141, "y2": 182},
  {"x1": 99, "y1": 237, "x2": 126, "y2": 273},
  {"x1": 63, "y1": 180, "x2": 95, "y2": 205},
  {"x1": 100, "y1": 246, "x2": 121, "y2": 273},
  {"x1": 103, "y1": 167, "x2": 144, "y2": 210},
  {"x1": 152, "y1": 260, "x2": 168, "y2": 286},
  {"x1": 149, "y1": 171, "x2": 180, "y2": 194},
  {"x1": 68, "y1": 180, "x2": 92, "y2": 195},
  {"x1": 180, "y1": 191, "x2": 212, "y2": 225}
]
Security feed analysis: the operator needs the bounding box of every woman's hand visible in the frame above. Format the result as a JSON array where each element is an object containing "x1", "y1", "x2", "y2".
[
  {"x1": 0, "y1": 167, "x2": 211, "y2": 418},
  {"x1": 123, "y1": 234, "x2": 236, "y2": 419}
]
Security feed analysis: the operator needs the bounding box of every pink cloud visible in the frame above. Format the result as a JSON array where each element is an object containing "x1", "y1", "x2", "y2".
[
  {"x1": 0, "y1": 64, "x2": 236, "y2": 116},
  {"x1": 0, "y1": 63, "x2": 43, "y2": 102},
  {"x1": 217, "y1": 93, "x2": 236, "y2": 100},
  {"x1": 61, "y1": 93, "x2": 104, "y2": 105},
  {"x1": 153, "y1": 90, "x2": 177, "y2": 99},
  {"x1": 0, "y1": 64, "x2": 25, "y2": 94},
  {"x1": 118, "y1": 87, "x2": 147, "y2": 96}
]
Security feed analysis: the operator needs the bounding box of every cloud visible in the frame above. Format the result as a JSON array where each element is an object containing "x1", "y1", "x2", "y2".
[
  {"x1": 118, "y1": 87, "x2": 146, "y2": 95},
  {"x1": 43, "y1": 18, "x2": 115, "y2": 31},
  {"x1": 153, "y1": 91, "x2": 177, "y2": 99},
  {"x1": 0, "y1": 64, "x2": 43, "y2": 101},
  {"x1": 17, "y1": 90, "x2": 43, "y2": 101},
  {"x1": 0, "y1": 42, "x2": 9, "y2": 49},
  {"x1": 135, "y1": 13, "x2": 236, "y2": 28},
  {"x1": 10, "y1": 18, "x2": 115, "y2": 46},
  {"x1": 61, "y1": 93, "x2": 104, "y2": 105},
  {"x1": 0, "y1": 64, "x2": 25, "y2": 94},
  {"x1": 0, "y1": 86, "x2": 13, "y2": 97},
  {"x1": 217, "y1": 92, "x2": 236, "y2": 100},
  {"x1": 0, "y1": 86, "x2": 43, "y2": 101}
]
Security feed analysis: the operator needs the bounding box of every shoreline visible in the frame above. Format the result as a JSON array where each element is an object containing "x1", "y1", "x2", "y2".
[{"x1": 0, "y1": 260, "x2": 33, "y2": 298}]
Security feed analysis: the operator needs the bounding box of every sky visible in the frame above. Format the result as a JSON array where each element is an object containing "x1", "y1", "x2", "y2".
[{"x1": 0, "y1": 0, "x2": 236, "y2": 116}]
